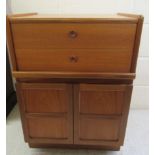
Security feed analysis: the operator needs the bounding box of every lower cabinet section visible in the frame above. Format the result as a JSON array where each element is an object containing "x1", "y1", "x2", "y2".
[{"x1": 16, "y1": 82, "x2": 132, "y2": 148}]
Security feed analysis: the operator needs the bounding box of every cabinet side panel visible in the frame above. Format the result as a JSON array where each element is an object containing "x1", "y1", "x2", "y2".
[
  {"x1": 119, "y1": 85, "x2": 133, "y2": 145},
  {"x1": 130, "y1": 16, "x2": 144, "y2": 72},
  {"x1": 6, "y1": 16, "x2": 18, "y2": 70},
  {"x1": 16, "y1": 82, "x2": 29, "y2": 142}
]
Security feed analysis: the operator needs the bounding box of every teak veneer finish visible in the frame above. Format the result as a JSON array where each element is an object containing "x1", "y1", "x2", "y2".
[{"x1": 7, "y1": 13, "x2": 143, "y2": 150}]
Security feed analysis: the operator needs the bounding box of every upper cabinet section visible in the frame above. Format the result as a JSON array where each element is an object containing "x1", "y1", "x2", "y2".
[{"x1": 7, "y1": 13, "x2": 143, "y2": 78}]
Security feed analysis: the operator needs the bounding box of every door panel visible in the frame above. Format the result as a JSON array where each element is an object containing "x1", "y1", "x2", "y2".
[
  {"x1": 79, "y1": 115, "x2": 121, "y2": 141},
  {"x1": 79, "y1": 84, "x2": 126, "y2": 115},
  {"x1": 21, "y1": 83, "x2": 69, "y2": 113},
  {"x1": 74, "y1": 84, "x2": 130, "y2": 146},
  {"x1": 27, "y1": 115, "x2": 68, "y2": 139},
  {"x1": 18, "y1": 83, "x2": 73, "y2": 144}
]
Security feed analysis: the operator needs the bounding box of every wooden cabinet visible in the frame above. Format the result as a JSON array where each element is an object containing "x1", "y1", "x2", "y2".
[{"x1": 7, "y1": 13, "x2": 143, "y2": 150}]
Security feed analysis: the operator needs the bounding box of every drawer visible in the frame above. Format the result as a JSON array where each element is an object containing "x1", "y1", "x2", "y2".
[
  {"x1": 15, "y1": 49, "x2": 133, "y2": 72},
  {"x1": 11, "y1": 23, "x2": 136, "y2": 49},
  {"x1": 79, "y1": 115, "x2": 121, "y2": 141},
  {"x1": 18, "y1": 83, "x2": 72, "y2": 113}
]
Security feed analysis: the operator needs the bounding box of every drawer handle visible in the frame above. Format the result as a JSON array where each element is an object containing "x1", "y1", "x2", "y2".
[
  {"x1": 69, "y1": 56, "x2": 78, "y2": 63},
  {"x1": 68, "y1": 31, "x2": 78, "y2": 38}
]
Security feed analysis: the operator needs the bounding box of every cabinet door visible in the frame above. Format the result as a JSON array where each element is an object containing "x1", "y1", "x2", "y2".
[
  {"x1": 17, "y1": 83, "x2": 73, "y2": 144},
  {"x1": 74, "y1": 84, "x2": 132, "y2": 146}
]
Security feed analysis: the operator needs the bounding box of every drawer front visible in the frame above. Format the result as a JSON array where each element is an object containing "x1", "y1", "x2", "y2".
[
  {"x1": 15, "y1": 49, "x2": 133, "y2": 72},
  {"x1": 20, "y1": 83, "x2": 72, "y2": 113},
  {"x1": 12, "y1": 23, "x2": 136, "y2": 49}
]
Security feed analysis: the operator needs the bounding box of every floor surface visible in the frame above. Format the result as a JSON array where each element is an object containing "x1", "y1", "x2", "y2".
[{"x1": 6, "y1": 105, "x2": 149, "y2": 155}]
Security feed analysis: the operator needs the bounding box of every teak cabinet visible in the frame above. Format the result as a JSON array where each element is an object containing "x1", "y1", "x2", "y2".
[{"x1": 7, "y1": 13, "x2": 143, "y2": 150}]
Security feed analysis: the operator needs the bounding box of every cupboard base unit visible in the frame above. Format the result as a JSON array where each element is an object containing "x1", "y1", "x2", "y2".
[
  {"x1": 7, "y1": 13, "x2": 143, "y2": 150},
  {"x1": 16, "y1": 83, "x2": 132, "y2": 149}
]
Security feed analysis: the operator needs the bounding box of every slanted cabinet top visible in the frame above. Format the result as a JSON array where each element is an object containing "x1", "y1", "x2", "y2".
[{"x1": 9, "y1": 13, "x2": 139, "y2": 23}]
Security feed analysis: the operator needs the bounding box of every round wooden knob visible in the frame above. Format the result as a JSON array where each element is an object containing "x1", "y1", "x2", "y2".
[
  {"x1": 69, "y1": 56, "x2": 78, "y2": 62},
  {"x1": 68, "y1": 31, "x2": 78, "y2": 38}
]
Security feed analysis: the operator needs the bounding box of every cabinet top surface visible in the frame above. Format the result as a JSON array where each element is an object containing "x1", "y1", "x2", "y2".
[{"x1": 8, "y1": 13, "x2": 139, "y2": 23}]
